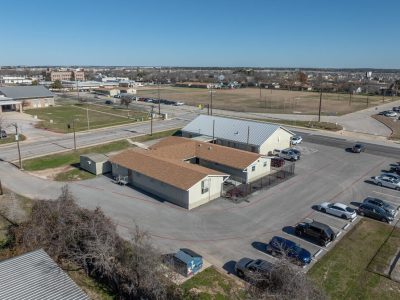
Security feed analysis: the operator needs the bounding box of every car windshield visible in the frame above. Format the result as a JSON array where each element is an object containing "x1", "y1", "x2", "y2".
[
  {"x1": 291, "y1": 245, "x2": 301, "y2": 253},
  {"x1": 346, "y1": 207, "x2": 355, "y2": 212},
  {"x1": 355, "y1": 144, "x2": 361, "y2": 148}
]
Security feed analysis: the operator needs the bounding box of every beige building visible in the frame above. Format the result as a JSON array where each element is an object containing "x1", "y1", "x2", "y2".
[
  {"x1": 93, "y1": 88, "x2": 120, "y2": 97},
  {"x1": 0, "y1": 86, "x2": 55, "y2": 112},
  {"x1": 80, "y1": 153, "x2": 111, "y2": 175},
  {"x1": 45, "y1": 69, "x2": 85, "y2": 81},
  {"x1": 182, "y1": 115, "x2": 294, "y2": 155},
  {"x1": 110, "y1": 136, "x2": 270, "y2": 209}
]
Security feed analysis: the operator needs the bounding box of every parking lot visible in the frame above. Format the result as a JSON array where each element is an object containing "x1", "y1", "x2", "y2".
[{"x1": 61, "y1": 136, "x2": 400, "y2": 275}]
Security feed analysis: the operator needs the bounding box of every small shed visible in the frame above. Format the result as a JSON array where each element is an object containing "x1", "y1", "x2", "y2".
[
  {"x1": 80, "y1": 153, "x2": 111, "y2": 175},
  {"x1": 173, "y1": 248, "x2": 203, "y2": 277}
]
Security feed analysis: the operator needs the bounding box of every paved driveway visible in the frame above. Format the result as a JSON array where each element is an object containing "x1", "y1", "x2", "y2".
[{"x1": 1, "y1": 138, "x2": 397, "y2": 269}]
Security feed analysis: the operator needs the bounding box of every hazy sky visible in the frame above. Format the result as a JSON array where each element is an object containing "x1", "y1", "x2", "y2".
[{"x1": 1, "y1": 0, "x2": 399, "y2": 68}]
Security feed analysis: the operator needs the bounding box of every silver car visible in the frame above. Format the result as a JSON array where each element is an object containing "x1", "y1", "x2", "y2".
[
  {"x1": 278, "y1": 149, "x2": 300, "y2": 161},
  {"x1": 318, "y1": 202, "x2": 357, "y2": 220},
  {"x1": 372, "y1": 175, "x2": 400, "y2": 190}
]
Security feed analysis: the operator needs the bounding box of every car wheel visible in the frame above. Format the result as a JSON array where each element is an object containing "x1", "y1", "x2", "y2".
[
  {"x1": 359, "y1": 211, "x2": 364, "y2": 216},
  {"x1": 377, "y1": 182, "x2": 382, "y2": 186},
  {"x1": 295, "y1": 230, "x2": 302, "y2": 236},
  {"x1": 321, "y1": 208, "x2": 326, "y2": 213},
  {"x1": 237, "y1": 270, "x2": 244, "y2": 278},
  {"x1": 396, "y1": 187, "x2": 400, "y2": 191},
  {"x1": 341, "y1": 214, "x2": 348, "y2": 220},
  {"x1": 381, "y1": 217, "x2": 389, "y2": 223}
]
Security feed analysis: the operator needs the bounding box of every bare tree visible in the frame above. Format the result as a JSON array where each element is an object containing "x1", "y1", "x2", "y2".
[
  {"x1": 0, "y1": 114, "x2": 8, "y2": 140},
  {"x1": 120, "y1": 97, "x2": 132, "y2": 109}
]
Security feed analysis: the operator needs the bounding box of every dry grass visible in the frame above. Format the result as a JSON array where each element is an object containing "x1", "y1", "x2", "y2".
[
  {"x1": 372, "y1": 115, "x2": 400, "y2": 140},
  {"x1": 137, "y1": 86, "x2": 399, "y2": 115}
]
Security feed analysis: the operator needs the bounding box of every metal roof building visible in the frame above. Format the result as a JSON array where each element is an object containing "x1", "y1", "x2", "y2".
[
  {"x1": 182, "y1": 115, "x2": 294, "y2": 155},
  {"x1": 0, "y1": 249, "x2": 89, "y2": 300},
  {"x1": 0, "y1": 86, "x2": 54, "y2": 100}
]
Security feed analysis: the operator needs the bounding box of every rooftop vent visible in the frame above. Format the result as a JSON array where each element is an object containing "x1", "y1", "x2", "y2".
[{"x1": 234, "y1": 131, "x2": 239, "y2": 135}]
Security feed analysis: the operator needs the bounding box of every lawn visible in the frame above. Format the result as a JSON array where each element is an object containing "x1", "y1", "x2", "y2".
[
  {"x1": 23, "y1": 129, "x2": 180, "y2": 172},
  {"x1": 0, "y1": 134, "x2": 26, "y2": 145},
  {"x1": 54, "y1": 169, "x2": 96, "y2": 181},
  {"x1": 25, "y1": 104, "x2": 148, "y2": 133},
  {"x1": 309, "y1": 218, "x2": 400, "y2": 299},
  {"x1": 372, "y1": 114, "x2": 400, "y2": 140},
  {"x1": 181, "y1": 266, "x2": 245, "y2": 300},
  {"x1": 136, "y1": 86, "x2": 399, "y2": 116}
]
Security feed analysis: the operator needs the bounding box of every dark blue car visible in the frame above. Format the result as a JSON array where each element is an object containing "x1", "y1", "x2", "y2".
[{"x1": 266, "y1": 236, "x2": 312, "y2": 265}]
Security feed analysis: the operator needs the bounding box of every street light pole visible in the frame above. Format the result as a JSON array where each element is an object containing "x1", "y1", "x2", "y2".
[
  {"x1": 12, "y1": 123, "x2": 22, "y2": 170},
  {"x1": 150, "y1": 106, "x2": 154, "y2": 136},
  {"x1": 318, "y1": 89, "x2": 323, "y2": 122},
  {"x1": 210, "y1": 85, "x2": 213, "y2": 116},
  {"x1": 157, "y1": 68, "x2": 161, "y2": 115},
  {"x1": 86, "y1": 106, "x2": 90, "y2": 130},
  {"x1": 73, "y1": 119, "x2": 76, "y2": 150}
]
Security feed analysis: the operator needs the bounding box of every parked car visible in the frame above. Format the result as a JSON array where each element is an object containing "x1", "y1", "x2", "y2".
[
  {"x1": 271, "y1": 157, "x2": 285, "y2": 168},
  {"x1": 235, "y1": 258, "x2": 273, "y2": 282},
  {"x1": 384, "y1": 111, "x2": 398, "y2": 117},
  {"x1": 363, "y1": 197, "x2": 398, "y2": 217},
  {"x1": 351, "y1": 143, "x2": 366, "y2": 153},
  {"x1": 289, "y1": 148, "x2": 301, "y2": 159},
  {"x1": 318, "y1": 202, "x2": 357, "y2": 220},
  {"x1": 390, "y1": 165, "x2": 400, "y2": 175},
  {"x1": 294, "y1": 220, "x2": 336, "y2": 246},
  {"x1": 278, "y1": 149, "x2": 300, "y2": 161},
  {"x1": 174, "y1": 101, "x2": 185, "y2": 106},
  {"x1": 0, "y1": 129, "x2": 7, "y2": 138},
  {"x1": 105, "y1": 100, "x2": 113, "y2": 105},
  {"x1": 291, "y1": 135, "x2": 303, "y2": 145},
  {"x1": 266, "y1": 236, "x2": 312, "y2": 266},
  {"x1": 358, "y1": 203, "x2": 394, "y2": 223},
  {"x1": 378, "y1": 111, "x2": 389, "y2": 115},
  {"x1": 393, "y1": 106, "x2": 400, "y2": 112},
  {"x1": 372, "y1": 175, "x2": 400, "y2": 190},
  {"x1": 381, "y1": 172, "x2": 400, "y2": 181}
]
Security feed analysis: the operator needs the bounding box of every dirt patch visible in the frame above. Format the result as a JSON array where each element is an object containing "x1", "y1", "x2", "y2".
[
  {"x1": 372, "y1": 115, "x2": 400, "y2": 140},
  {"x1": 26, "y1": 165, "x2": 74, "y2": 180}
]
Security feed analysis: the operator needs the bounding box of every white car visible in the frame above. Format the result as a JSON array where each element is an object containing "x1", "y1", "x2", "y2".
[
  {"x1": 291, "y1": 136, "x2": 303, "y2": 145},
  {"x1": 174, "y1": 101, "x2": 185, "y2": 106},
  {"x1": 384, "y1": 111, "x2": 397, "y2": 117},
  {"x1": 318, "y1": 202, "x2": 357, "y2": 220},
  {"x1": 372, "y1": 175, "x2": 400, "y2": 190}
]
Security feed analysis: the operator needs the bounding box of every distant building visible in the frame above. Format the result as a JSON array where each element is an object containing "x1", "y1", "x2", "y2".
[
  {"x1": 182, "y1": 115, "x2": 294, "y2": 155},
  {"x1": 0, "y1": 86, "x2": 55, "y2": 112},
  {"x1": 0, "y1": 249, "x2": 88, "y2": 300},
  {"x1": 45, "y1": 68, "x2": 85, "y2": 81},
  {"x1": 0, "y1": 76, "x2": 33, "y2": 85}
]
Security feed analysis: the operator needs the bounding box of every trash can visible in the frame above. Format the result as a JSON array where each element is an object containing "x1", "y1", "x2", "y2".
[{"x1": 173, "y1": 248, "x2": 203, "y2": 277}]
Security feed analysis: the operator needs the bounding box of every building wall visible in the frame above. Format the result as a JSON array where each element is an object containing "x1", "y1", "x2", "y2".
[
  {"x1": 188, "y1": 176, "x2": 225, "y2": 210},
  {"x1": 245, "y1": 157, "x2": 271, "y2": 182},
  {"x1": 22, "y1": 97, "x2": 55, "y2": 109},
  {"x1": 259, "y1": 128, "x2": 293, "y2": 155},
  {"x1": 197, "y1": 158, "x2": 246, "y2": 183},
  {"x1": 94, "y1": 89, "x2": 119, "y2": 97},
  {"x1": 111, "y1": 163, "x2": 190, "y2": 208}
]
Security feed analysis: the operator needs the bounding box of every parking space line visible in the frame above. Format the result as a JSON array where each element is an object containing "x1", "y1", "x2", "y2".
[
  {"x1": 372, "y1": 191, "x2": 400, "y2": 199},
  {"x1": 313, "y1": 249, "x2": 324, "y2": 259},
  {"x1": 343, "y1": 223, "x2": 350, "y2": 230}
]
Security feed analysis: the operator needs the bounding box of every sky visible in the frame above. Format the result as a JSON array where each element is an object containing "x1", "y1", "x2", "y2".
[{"x1": 1, "y1": 0, "x2": 399, "y2": 68}]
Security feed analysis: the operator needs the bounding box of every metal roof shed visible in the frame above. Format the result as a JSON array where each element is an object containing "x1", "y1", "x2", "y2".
[
  {"x1": 173, "y1": 248, "x2": 203, "y2": 277},
  {"x1": 80, "y1": 153, "x2": 111, "y2": 175},
  {"x1": 0, "y1": 249, "x2": 88, "y2": 299}
]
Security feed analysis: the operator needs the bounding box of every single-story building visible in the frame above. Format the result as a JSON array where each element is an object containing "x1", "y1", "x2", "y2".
[
  {"x1": 0, "y1": 249, "x2": 88, "y2": 299},
  {"x1": 0, "y1": 86, "x2": 55, "y2": 111},
  {"x1": 93, "y1": 87, "x2": 120, "y2": 97},
  {"x1": 181, "y1": 115, "x2": 294, "y2": 155},
  {"x1": 110, "y1": 136, "x2": 270, "y2": 209},
  {"x1": 80, "y1": 153, "x2": 111, "y2": 175}
]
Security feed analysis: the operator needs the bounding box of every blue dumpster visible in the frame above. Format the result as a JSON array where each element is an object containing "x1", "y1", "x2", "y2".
[{"x1": 173, "y1": 248, "x2": 203, "y2": 277}]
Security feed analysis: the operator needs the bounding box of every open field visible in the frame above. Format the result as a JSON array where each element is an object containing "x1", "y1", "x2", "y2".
[
  {"x1": 25, "y1": 104, "x2": 148, "y2": 133},
  {"x1": 309, "y1": 219, "x2": 400, "y2": 299},
  {"x1": 136, "y1": 86, "x2": 399, "y2": 115},
  {"x1": 0, "y1": 134, "x2": 26, "y2": 145},
  {"x1": 372, "y1": 114, "x2": 400, "y2": 140}
]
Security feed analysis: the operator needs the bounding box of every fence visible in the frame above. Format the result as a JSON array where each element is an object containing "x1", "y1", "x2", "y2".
[{"x1": 222, "y1": 162, "x2": 295, "y2": 202}]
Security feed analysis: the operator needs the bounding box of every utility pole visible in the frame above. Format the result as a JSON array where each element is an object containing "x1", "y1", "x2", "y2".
[
  {"x1": 207, "y1": 104, "x2": 210, "y2": 115},
  {"x1": 157, "y1": 67, "x2": 161, "y2": 115},
  {"x1": 76, "y1": 79, "x2": 80, "y2": 102},
  {"x1": 318, "y1": 89, "x2": 323, "y2": 122},
  {"x1": 12, "y1": 123, "x2": 22, "y2": 170},
  {"x1": 86, "y1": 106, "x2": 90, "y2": 130},
  {"x1": 0, "y1": 179, "x2": 3, "y2": 195},
  {"x1": 212, "y1": 119, "x2": 215, "y2": 143},
  {"x1": 150, "y1": 106, "x2": 154, "y2": 136},
  {"x1": 246, "y1": 126, "x2": 250, "y2": 145},
  {"x1": 210, "y1": 85, "x2": 213, "y2": 116}
]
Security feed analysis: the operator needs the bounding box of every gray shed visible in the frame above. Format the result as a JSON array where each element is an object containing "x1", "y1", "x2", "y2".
[{"x1": 80, "y1": 153, "x2": 111, "y2": 175}]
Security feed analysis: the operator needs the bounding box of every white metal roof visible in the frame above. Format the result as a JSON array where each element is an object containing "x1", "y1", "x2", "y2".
[
  {"x1": 182, "y1": 115, "x2": 294, "y2": 147},
  {"x1": 0, "y1": 249, "x2": 89, "y2": 299}
]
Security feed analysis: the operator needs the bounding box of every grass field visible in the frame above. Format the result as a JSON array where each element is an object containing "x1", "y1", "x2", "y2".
[
  {"x1": 25, "y1": 104, "x2": 149, "y2": 133},
  {"x1": 181, "y1": 267, "x2": 245, "y2": 300},
  {"x1": 372, "y1": 115, "x2": 400, "y2": 140},
  {"x1": 137, "y1": 86, "x2": 399, "y2": 115},
  {"x1": 309, "y1": 219, "x2": 400, "y2": 299},
  {"x1": 0, "y1": 134, "x2": 26, "y2": 145}
]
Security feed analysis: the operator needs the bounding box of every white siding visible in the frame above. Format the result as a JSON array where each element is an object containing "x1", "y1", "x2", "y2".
[
  {"x1": 245, "y1": 157, "x2": 271, "y2": 182},
  {"x1": 188, "y1": 176, "x2": 225, "y2": 209},
  {"x1": 259, "y1": 128, "x2": 293, "y2": 155}
]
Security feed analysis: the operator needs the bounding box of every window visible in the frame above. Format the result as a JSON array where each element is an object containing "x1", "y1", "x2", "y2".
[
  {"x1": 252, "y1": 166, "x2": 256, "y2": 172},
  {"x1": 263, "y1": 162, "x2": 267, "y2": 167},
  {"x1": 201, "y1": 179, "x2": 209, "y2": 194}
]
